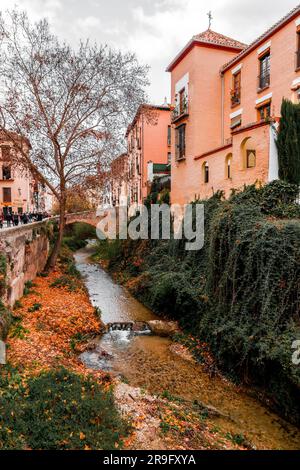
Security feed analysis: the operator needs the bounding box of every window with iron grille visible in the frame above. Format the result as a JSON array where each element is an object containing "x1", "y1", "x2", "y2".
[
  {"x1": 258, "y1": 52, "x2": 270, "y2": 90},
  {"x1": 167, "y1": 126, "x2": 171, "y2": 146},
  {"x1": 175, "y1": 124, "x2": 186, "y2": 161},
  {"x1": 231, "y1": 71, "x2": 241, "y2": 106}
]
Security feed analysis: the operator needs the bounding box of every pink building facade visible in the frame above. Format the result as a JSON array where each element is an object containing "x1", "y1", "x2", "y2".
[
  {"x1": 0, "y1": 134, "x2": 36, "y2": 216},
  {"x1": 126, "y1": 104, "x2": 171, "y2": 206},
  {"x1": 167, "y1": 5, "x2": 300, "y2": 205}
]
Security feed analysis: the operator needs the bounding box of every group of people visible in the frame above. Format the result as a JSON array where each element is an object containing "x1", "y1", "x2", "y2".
[{"x1": 0, "y1": 211, "x2": 50, "y2": 229}]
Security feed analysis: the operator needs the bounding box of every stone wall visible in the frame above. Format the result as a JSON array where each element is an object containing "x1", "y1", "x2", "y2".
[{"x1": 0, "y1": 221, "x2": 52, "y2": 308}]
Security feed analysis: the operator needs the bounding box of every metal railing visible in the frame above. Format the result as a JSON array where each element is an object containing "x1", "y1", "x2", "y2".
[
  {"x1": 172, "y1": 97, "x2": 189, "y2": 122},
  {"x1": 258, "y1": 71, "x2": 270, "y2": 90}
]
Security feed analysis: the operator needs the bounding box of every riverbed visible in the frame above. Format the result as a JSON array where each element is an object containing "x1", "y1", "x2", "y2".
[{"x1": 74, "y1": 243, "x2": 300, "y2": 450}]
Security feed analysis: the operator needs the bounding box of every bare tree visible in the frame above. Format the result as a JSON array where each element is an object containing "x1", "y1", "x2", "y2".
[{"x1": 0, "y1": 10, "x2": 149, "y2": 268}]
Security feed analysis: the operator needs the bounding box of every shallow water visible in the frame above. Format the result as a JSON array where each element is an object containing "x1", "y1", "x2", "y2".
[{"x1": 74, "y1": 243, "x2": 300, "y2": 450}]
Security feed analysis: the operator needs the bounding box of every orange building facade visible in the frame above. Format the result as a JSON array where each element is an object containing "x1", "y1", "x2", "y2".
[
  {"x1": 0, "y1": 133, "x2": 37, "y2": 216},
  {"x1": 167, "y1": 5, "x2": 300, "y2": 205},
  {"x1": 125, "y1": 104, "x2": 171, "y2": 206}
]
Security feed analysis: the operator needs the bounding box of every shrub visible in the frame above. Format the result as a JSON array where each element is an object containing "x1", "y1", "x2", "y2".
[
  {"x1": 23, "y1": 368, "x2": 129, "y2": 450},
  {"x1": 0, "y1": 367, "x2": 130, "y2": 450},
  {"x1": 276, "y1": 99, "x2": 300, "y2": 185},
  {"x1": 28, "y1": 303, "x2": 42, "y2": 313},
  {"x1": 50, "y1": 275, "x2": 79, "y2": 292}
]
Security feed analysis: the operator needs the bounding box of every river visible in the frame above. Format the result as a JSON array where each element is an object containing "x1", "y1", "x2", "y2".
[{"x1": 74, "y1": 243, "x2": 300, "y2": 450}]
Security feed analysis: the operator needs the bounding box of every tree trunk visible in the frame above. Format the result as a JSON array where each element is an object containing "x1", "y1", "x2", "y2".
[{"x1": 46, "y1": 195, "x2": 66, "y2": 271}]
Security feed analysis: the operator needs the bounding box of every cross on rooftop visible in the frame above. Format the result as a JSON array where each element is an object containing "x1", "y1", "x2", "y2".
[{"x1": 207, "y1": 11, "x2": 213, "y2": 29}]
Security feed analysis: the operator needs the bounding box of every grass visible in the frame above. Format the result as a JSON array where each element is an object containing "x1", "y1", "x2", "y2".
[
  {"x1": 8, "y1": 315, "x2": 29, "y2": 340},
  {"x1": 28, "y1": 303, "x2": 42, "y2": 313}
]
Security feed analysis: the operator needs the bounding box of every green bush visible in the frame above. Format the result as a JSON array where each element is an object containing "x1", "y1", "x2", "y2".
[
  {"x1": 28, "y1": 303, "x2": 42, "y2": 313},
  {"x1": 24, "y1": 368, "x2": 129, "y2": 450},
  {"x1": 0, "y1": 367, "x2": 129, "y2": 450}
]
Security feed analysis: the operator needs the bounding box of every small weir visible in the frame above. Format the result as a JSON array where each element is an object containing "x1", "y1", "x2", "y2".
[{"x1": 106, "y1": 322, "x2": 151, "y2": 333}]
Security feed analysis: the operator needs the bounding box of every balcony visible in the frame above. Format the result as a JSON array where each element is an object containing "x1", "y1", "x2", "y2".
[
  {"x1": 172, "y1": 96, "x2": 189, "y2": 123},
  {"x1": 296, "y1": 50, "x2": 300, "y2": 70},
  {"x1": 258, "y1": 71, "x2": 270, "y2": 91},
  {"x1": 231, "y1": 87, "x2": 241, "y2": 107}
]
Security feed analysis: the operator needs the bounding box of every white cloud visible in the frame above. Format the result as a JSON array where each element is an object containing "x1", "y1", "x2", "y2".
[{"x1": 0, "y1": 0, "x2": 299, "y2": 103}]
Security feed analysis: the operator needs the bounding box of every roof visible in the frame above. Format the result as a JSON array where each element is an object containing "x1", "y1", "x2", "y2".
[
  {"x1": 221, "y1": 4, "x2": 300, "y2": 73},
  {"x1": 125, "y1": 103, "x2": 170, "y2": 137},
  {"x1": 166, "y1": 29, "x2": 246, "y2": 72},
  {"x1": 193, "y1": 29, "x2": 247, "y2": 50}
]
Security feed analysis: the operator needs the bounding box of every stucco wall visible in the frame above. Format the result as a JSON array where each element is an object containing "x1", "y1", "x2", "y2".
[{"x1": 0, "y1": 222, "x2": 51, "y2": 307}]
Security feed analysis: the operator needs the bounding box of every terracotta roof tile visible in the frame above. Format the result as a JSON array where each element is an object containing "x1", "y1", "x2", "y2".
[{"x1": 193, "y1": 29, "x2": 247, "y2": 50}]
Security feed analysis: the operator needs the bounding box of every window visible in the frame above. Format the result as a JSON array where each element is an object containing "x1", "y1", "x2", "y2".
[
  {"x1": 167, "y1": 126, "x2": 171, "y2": 146},
  {"x1": 247, "y1": 150, "x2": 256, "y2": 168},
  {"x1": 175, "y1": 124, "x2": 186, "y2": 160},
  {"x1": 179, "y1": 89, "x2": 185, "y2": 115},
  {"x1": 1, "y1": 146, "x2": 11, "y2": 161},
  {"x1": 257, "y1": 102, "x2": 271, "y2": 121},
  {"x1": 296, "y1": 31, "x2": 300, "y2": 70},
  {"x1": 258, "y1": 52, "x2": 270, "y2": 90},
  {"x1": 225, "y1": 154, "x2": 232, "y2": 179},
  {"x1": 137, "y1": 127, "x2": 141, "y2": 149},
  {"x1": 2, "y1": 187, "x2": 12, "y2": 203},
  {"x1": 231, "y1": 72, "x2": 241, "y2": 106},
  {"x1": 202, "y1": 162, "x2": 209, "y2": 184},
  {"x1": 230, "y1": 115, "x2": 242, "y2": 129},
  {"x1": 167, "y1": 152, "x2": 172, "y2": 165},
  {"x1": 2, "y1": 166, "x2": 12, "y2": 180}
]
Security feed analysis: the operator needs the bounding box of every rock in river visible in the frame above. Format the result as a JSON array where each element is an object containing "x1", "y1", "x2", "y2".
[{"x1": 147, "y1": 320, "x2": 179, "y2": 337}]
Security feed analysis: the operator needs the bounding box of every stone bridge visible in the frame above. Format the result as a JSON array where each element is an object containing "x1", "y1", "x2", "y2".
[
  {"x1": 0, "y1": 210, "x2": 105, "y2": 309},
  {"x1": 65, "y1": 210, "x2": 104, "y2": 227}
]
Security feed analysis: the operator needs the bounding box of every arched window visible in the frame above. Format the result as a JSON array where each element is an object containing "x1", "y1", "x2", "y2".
[
  {"x1": 202, "y1": 161, "x2": 209, "y2": 183},
  {"x1": 225, "y1": 153, "x2": 232, "y2": 179},
  {"x1": 241, "y1": 137, "x2": 257, "y2": 170}
]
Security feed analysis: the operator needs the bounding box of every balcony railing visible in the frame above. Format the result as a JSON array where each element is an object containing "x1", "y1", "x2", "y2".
[
  {"x1": 296, "y1": 50, "x2": 300, "y2": 70},
  {"x1": 231, "y1": 87, "x2": 241, "y2": 107},
  {"x1": 172, "y1": 97, "x2": 189, "y2": 122},
  {"x1": 258, "y1": 71, "x2": 270, "y2": 91}
]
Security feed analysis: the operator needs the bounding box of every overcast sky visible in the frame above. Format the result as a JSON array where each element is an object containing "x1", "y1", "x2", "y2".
[{"x1": 1, "y1": 0, "x2": 299, "y2": 103}]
